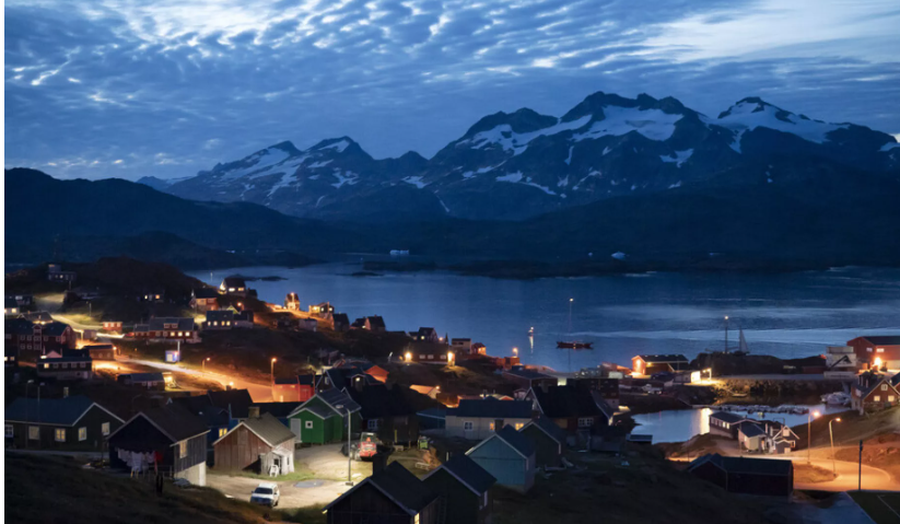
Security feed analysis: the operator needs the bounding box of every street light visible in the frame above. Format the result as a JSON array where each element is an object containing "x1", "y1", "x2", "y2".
[
  {"x1": 270, "y1": 357, "x2": 277, "y2": 384},
  {"x1": 807, "y1": 410, "x2": 820, "y2": 464},
  {"x1": 336, "y1": 404, "x2": 353, "y2": 486},
  {"x1": 829, "y1": 417, "x2": 842, "y2": 475},
  {"x1": 447, "y1": 351, "x2": 455, "y2": 366},
  {"x1": 512, "y1": 347, "x2": 518, "y2": 357},
  {"x1": 202, "y1": 357, "x2": 210, "y2": 371}
]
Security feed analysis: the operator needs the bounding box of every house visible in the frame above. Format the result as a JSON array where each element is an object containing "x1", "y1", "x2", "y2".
[
  {"x1": 411, "y1": 327, "x2": 439, "y2": 343},
  {"x1": 234, "y1": 310, "x2": 254, "y2": 328},
  {"x1": 687, "y1": 453, "x2": 793, "y2": 497},
  {"x1": 450, "y1": 338, "x2": 473, "y2": 354},
  {"x1": 130, "y1": 317, "x2": 199, "y2": 343},
  {"x1": 322, "y1": 366, "x2": 381, "y2": 392},
  {"x1": 501, "y1": 367, "x2": 557, "y2": 391},
  {"x1": 466, "y1": 425, "x2": 536, "y2": 493},
  {"x1": 847, "y1": 336, "x2": 900, "y2": 370},
  {"x1": 851, "y1": 371, "x2": 900, "y2": 414},
  {"x1": 519, "y1": 416, "x2": 566, "y2": 468},
  {"x1": 219, "y1": 276, "x2": 247, "y2": 296},
  {"x1": 631, "y1": 354, "x2": 690, "y2": 375},
  {"x1": 5, "y1": 297, "x2": 20, "y2": 316},
  {"x1": 170, "y1": 389, "x2": 254, "y2": 446},
  {"x1": 737, "y1": 422, "x2": 768, "y2": 452},
  {"x1": 83, "y1": 343, "x2": 116, "y2": 361},
  {"x1": 191, "y1": 288, "x2": 219, "y2": 311},
  {"x1": 353, "y1": 316, "x2": 386, "y2": 332},
  {"x1": 527, "y1": 384, "x2": 608, "y2": 438},
  {"x1": 308, "y1": 302, "x2": 334, "y2": 317},
  {"x1": 207, "y1": 389, "x2": 255, "y2": 418},
  {"x1": 4, "y1": 395, "x2": 124, "y2": 450},
  {"x1": 204, "y1": 310, "x2": 236, "y2": 330},
  {"x1": 324, "y1": 462, "x2": 440, "y2": 524},
  {"x1": 272, "y1": 375, "x2": 316, "y2": 403},
  {"x1": 108, "y1": 403, "x2": 210, "y2": 486},
  {"x1": 445, "y1": 398, "x2": 533, "y2": 440},
  {"x1": 423, "y1": 453, "x2": 497, "y2": 524},
  {"x1": 417, "y1": 408, "x2": 447, "y2": 430},
  {"x1": 101, "y1": 320, "x2": 123, "y2": 333},
  {"x1": 708, "y1": 411, "x2": 749, "y2": 438},
  {"x1": 297, "y1": 318, "x2": 318, "y2": 332},
  {"x1": 7, "y1": 319, "x2": 77, "y2": 356},
  {"x1": 6, "y1": 293, "x2": 34, "y2": 308},
  {"x1": 117, "y1": 372, "x2": 166, "y2": 390},
  {"x1": 287, "y1": 388, "x2": 361, "y2": 444},
  {"x1": 213, "y1": 409, "x2": 295, "y2": 475},
  {"x1": 824, "y1": 345, "x2": 859, "y2": 379},
  {"x1": 332, "y1": 313, "x2": 350, "y2": 332},
  {"x1": 47, "y1": 264, "x2": 76, "y2": 283},
  {"x1": 406, "y1": 347, "x2": 455, "y2": 365},
  {"x1": 471, "y1": 343, "x2": 488, "y2": 356},
  {"x1": 284, "y1": 292, "x2": 301, "y2": 310},
  {"x1": 364, "y1": 364, "x2": 389, "y2": 383},
  {"x1": 346, "y1": 383, "x2": 419, "y2": 445},
  {"x1": 410, "y1": 385, "x2": 439, "y2": 399},
  {"x1": 36, "y1": 355, "x2": 93, "y2": 381},
  {"x1": 5, "y1": 341, "x2": 19, "y2": 377},
  {"x1": 24, "y1": 311, "x2": 54, "y2": 324},
  {"x1": 141, "y1": 290, "x2": 166, "y2": 303},
  {"x1": 764, "y1": 421, "x2": 800, "y2": 454}
]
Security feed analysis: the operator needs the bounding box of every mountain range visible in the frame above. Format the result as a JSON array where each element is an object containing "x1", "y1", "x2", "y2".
[{"x1": 141, "y1": 91, "x2": 900, "y2": 221}]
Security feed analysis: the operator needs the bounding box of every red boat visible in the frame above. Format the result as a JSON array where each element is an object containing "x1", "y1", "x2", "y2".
[{"x1": 557, "y1": 341, "x2": 593, "y2": 350}]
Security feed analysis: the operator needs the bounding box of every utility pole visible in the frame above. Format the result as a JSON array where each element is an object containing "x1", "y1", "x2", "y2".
[
  {"x1": 858, "y1": 439, "x2": 863, "y2": 491},
  {"x1": 337, "y1": 404, "x2": 352, "y2": 486},
  {"x1": 724, "y1": 316, "x2": 729, "y2": 353},
  {"x1": 829, "y1": 417, "x2": 841, "y2": 475}
]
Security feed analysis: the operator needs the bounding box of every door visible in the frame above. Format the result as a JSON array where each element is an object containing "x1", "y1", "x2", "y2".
[{"x1": 290, "y1": 419, "x2": 303, "y2": 443}]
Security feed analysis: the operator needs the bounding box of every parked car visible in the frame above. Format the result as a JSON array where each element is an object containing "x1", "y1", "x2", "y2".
[{"x1": 250, "y1": 482, "x2": 279, "y2": 507}]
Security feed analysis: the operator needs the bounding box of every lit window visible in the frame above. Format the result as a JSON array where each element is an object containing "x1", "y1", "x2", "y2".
[
  {"x1": 55, "y1": 428, "x2": 66, "y2": 442},
  {"x1": 414, "y1": 514, "x2": 420, "y2": 524},
  {"x1": 489, "y1": 422, "x2": 495, "y2": 431},
  {"x1": 876, "y1": 348, "x2": 885, "y2": 353},
  {"x1": 218, "y1": 428, "x2": 227, "y2": 438},
  {"x1": 874, "y1": 395, "x2": 881, "y2": 402},
  {"x1": 464, "y1": 421, "x2": 474, "y2": 431},
  {"x1": 78, "y1": 427, "x2": 87, "y2": 441},
  {"x1": 102, "y1": 423, "x2": 110, "y2": 436},
  {"x1": 305, "y1": 420, "x2": 314, "y2": 429},
  {"x1": 5, "y1": 425, "x2": 13, "y2": 438},
  {"x1": 889, "y1": 396, "x2": 896, "y2": 402},
  {"x1": 515, "y1": 423, "x2": 524, "y2": 430},
  {"x1": 867, "y1": 348, "x2": 873, "y2": 352},
  {"x1": 178, "y1": 440, "x2": 188, "y2": 458}
]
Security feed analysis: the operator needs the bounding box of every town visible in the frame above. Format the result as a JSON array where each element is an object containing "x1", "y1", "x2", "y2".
[{"x1": 4, "y1": 258, "x2": 900, "y2": 523}]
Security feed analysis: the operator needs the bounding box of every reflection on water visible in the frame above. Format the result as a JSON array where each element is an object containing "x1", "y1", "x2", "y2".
[{"x1": 632, "y1": 404, "x2": 850, "y2": 443}]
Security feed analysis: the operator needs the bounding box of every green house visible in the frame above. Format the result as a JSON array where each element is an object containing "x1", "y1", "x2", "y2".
[{"x1": 287, "y1": 390, "x2": 361, "y2": 445}]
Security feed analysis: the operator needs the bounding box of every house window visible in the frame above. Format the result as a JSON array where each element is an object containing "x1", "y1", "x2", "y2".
[
  {"x1": 102, "y1": 423, "x2": 110, "y2": 436},
  {"x1": 178, "y1": 440, "x2": 188, "y2": 458},
  {"x1": 873, "y1": 395, "x2": 881, "y2": 402},
  {"x1": 882, "y1": 385, "x2": 888, "y2": 391},
  {"x1": 578, "y1": 418, "x2": 594, "y2": 428},
  {"x1": 867, "y1": 347, "x2": 873, "y2": 352},
  {"x1": 78, "y1": 427, "x2": 87, "y2": 441},
  {"x1": 482, "y1": 492, "x2": 488, "y2": 508},
  {"x1": 55, "y1": 428, "x2": 66, "y2": 442},
  {"x1": 305, "y1": 420, "x2": 314, "y2": 429},
  {"x1": 515, "y1": 423, "x2": 524, "y2": 430},
  {"x1": 29, "y1": 426, "x2": 39, "y2": 440},
  {"x1": 367, "y1": 419, "x2": 380, "y2": 430},
  {"x1": 5, "y1": 425, "x2": 13, "y2": 438},
  {"x1": 889, "y1": 396, "x2": 896, "y2": 402},
  {"x1": 489, "y1": 422, "x2": 495, "y2": 431},
  {"x1": 876, "y1": 348, "x2": 885, "y2": 353},
  {"x1": 464, "y1": 421, "x2": 474, "y2": 431},
  {"x1": 218, "y1": 428, "x2": 227, "y2": 438}
]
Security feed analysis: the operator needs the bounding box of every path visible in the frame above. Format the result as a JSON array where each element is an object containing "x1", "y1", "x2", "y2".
[{"x1": 122, "y1": 358, "x2": 273, "y2": 402}]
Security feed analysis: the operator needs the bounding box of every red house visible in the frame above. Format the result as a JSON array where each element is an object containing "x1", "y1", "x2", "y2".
[
  {"x1": 847, "y1": 336, "x2": 900, "y2": 370},
  {"x1": 272, "y1": 375, "x2": 316, "y2": 403}
]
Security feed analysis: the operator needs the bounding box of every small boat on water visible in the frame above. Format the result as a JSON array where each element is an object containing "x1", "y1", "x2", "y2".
[
  {"x1": 821, "y1": 391, "x2": 851, "y2": 406},
  {"x1": 557, "y1": 341, "x2": 593, "y2": 349}
]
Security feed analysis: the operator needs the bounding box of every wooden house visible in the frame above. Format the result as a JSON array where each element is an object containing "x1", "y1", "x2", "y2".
[
  {"x1": 411, "y1": 327, "x2": 439, "y2": 343},
  {"x1": 346, "y1": 383, "x2": 419, "y2": 445},
  {"x1": 519, "y1": 416, "x2": 566, "y2": 468},
  {"x1": 284, "y1": 292, "x2": 301, "y2": 310},
  {"x1": 736, "y1": 422, "x2": 767, "y2": 452},
  {"x1": 687, "y1": 453, "x2": 793, "y2": 497},
  {"x1": 117, "y1": 372, "x2": 166, "y2": 390},
  {"x1": 101, "y1": 320, "x2": 124, "y2": 333},
  {"x1": 450, "y1": 338, "x2": 473, "y2": 355},
  {"x1": 5, "y1": 297, "x2": 20, "y2": 316},
  {"x1": 4, "y1": 395, "x2": 123, "y2": 450},
  {"x1": 847, "y1": 336, "x2": 900, "y2": 370},
  {"x1": 423, "y1": 453, "x2": 497, "y2": 524},
  {"x1": 130, "y1": 317, "x2": 199, "y2": 343},
  {"x1": 466, "y1": 425, "x2": 536, "y2": 493},
  {"x1": 631, "y1": 354, "x2": 690, "y2": 375},
  {"x1": 83, "y1": 343, "x2": 116, "y2": 361},
  {"x1": 501, "y1": 367, "x2": 557, "y2": 391},
  {"x1": 108, "y1": 404, "x2": 210, "y2": 485},
  {"x1": 204, "y1": 310, "x2": 235, "y2": 330},
  {"x1": 287, "y1": 388, "x2": 361, "y2": 445},
  {"x1": 309, "y1": 302, "x2": 334, "y2": 317},
  {"x1": 851, "y1": 371, "x2": 899, "y2": 414},
  {"x1": 219, "y1": 276, "x2": 247, "y2": 296},
  {"x1": 213, "y1": 409, "x2": 295, "y2": 475},
  {"x1": 324, "y1": 462, "x2": 440, "y2": 524},
  {"x1": 332, "y1": 313, "x2": 350, "y2": 332},
  {"x1": 708, "y1": 411, "x2": 749, "y2": 438},
  {"x1": 526, "y1": 384, "x2": 607, "y2": 438},
  {"x1": 36, "y1": 355, "x2": 93, "y2": 381},
  {"x1": 190, "y1": 288, "x2": 219, "y2": 311},
  {"x1": 445, "y1": 398, "x2": 533, "y2": 440}
]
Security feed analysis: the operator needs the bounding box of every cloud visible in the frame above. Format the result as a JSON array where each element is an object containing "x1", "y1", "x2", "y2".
[{"x1": 4, "y1": 0, "x2": 900, "y2": 181}]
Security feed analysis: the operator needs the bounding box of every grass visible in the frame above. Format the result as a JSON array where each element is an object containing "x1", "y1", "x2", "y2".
[
  {"x1": 849, "y1": 491, "x2": 900, "y2": 524},
  {"x1": 794, "y1": 463, "x2": 838, "y2": 483},
  {"x1": 5, "y1": 453, "x2": 272, "y2": 524},
  {"x1": 281, "y1": 505, "x2": 327, "y2": 524},
  {"x1": 226, "y1": 468, "x2": 323, "y2": 483}
]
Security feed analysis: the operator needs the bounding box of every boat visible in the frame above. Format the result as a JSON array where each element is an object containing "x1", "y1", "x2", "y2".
[
  {"x1": 557, "y1": 341, "x2": 593, "y2": 349},
  {"x1": 528, "y1": 327, "x2": 534, "y2": 336},
  {"x1": 821, "y1": 391, "x2": 851, "y2": 406},
  {"x1": 733, "y1": 328, "x2": 751, "y2": 356}
]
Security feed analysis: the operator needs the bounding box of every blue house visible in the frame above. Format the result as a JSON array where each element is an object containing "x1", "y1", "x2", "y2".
[{"x1": 466, "y1": 425, "x2": 536, "y2": 493}]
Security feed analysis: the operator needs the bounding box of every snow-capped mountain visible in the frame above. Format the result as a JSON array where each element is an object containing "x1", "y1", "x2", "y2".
[{"x1": 153, "y1": 91, "x2": 900, "y2": 221}]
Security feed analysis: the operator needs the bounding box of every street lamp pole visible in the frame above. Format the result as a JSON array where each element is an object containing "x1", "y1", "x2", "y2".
[
  {"x1": 724, "y1": 316, "x2": 729, "y2": 353},
  {"x1": 829, "y1": 417, "x2": 842, "y2": 475},
  {"x1": 270, "y1": 357, "x2": 277, "y2": 384},
  {"x1": 337, "y1": 404, "x2": 352, "y2": 486},
  {"x1": 807, "y1": 410, "x2": 820, "y2": 464},
  {"x1": 203, "y1": 357, "x2": 210, "y2": 371}
]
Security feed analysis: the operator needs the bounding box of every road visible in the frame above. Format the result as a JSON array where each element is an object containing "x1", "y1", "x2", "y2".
[
  {"x1": 767, "y1": 455, "x2": 896, "y2": 492},
  {"x1": 122, "y1": 358, "x2": 273, "y2": 402}
]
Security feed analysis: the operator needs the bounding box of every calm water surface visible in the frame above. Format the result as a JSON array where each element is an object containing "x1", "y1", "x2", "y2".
[{"x1": 188, "y1": 265, "x2": 900, "y2": 372}]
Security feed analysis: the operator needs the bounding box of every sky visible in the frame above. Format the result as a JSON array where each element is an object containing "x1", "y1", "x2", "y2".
[{"x1": 6, "y1": 0, "x2": 900, "y2": 180}]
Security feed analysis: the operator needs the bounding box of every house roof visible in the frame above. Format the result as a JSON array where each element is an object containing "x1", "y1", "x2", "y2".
[
  {"x1": 709, "y1": 411, "x2": 747, "y2": 424},
  {"x1": 4, "y1": 395, "x2": 122, "y2": 426},
  {"x1": 274, "y1": 376, "x2": 298, "y2": 385},
  {"x1": 521, "y1": 415, "x2": 567, "y2": 445},
  {"x1": 214, "y1": 412, "x2": 295, "y2": 447},
  {"x1": 193, "y1": 288, "x2": 219, "y2": 299},
  {"x1": 427, "y1": 453, "x2": 496, "y2": 495},
  {"x1": 469, "y1": 425, "x2": 535, "y2": 459},
  {"x1": 416, "y1": 408, "x2": 447, "y2": 420},
  {"x1": 296, "y1": 403, "x2": 336, "y2": 419},
  {"x1": 346, "y1": 384, "x2": 417, "y2": 419},
  {"x1": 449, "y1": 398, "x2": 532, "y2": 419},
  {"x1": 126, "y1": 372, "x2": 165, "y2": 382},
  {"x1": 634, "y1": 354, "x2": 689, "y2": 363},
  {"x1": 207, "y1": 389, "x2": 254, "y2": 418},
  {"x1": 332, "y1": 313, "x2": 349, "y2": 324},
  {"x1": 738, "y1": 422, "x2": 766, "y2": 438},
  {"x1": 366, "y1": 316, "x2": 385, "y2": 328},
  {"x1": 24, "y1": 311, "x2": 54, "y2": 323},
  {"x1": 325, "y1": 367, "x2": 378, "y2": 391},
  {"x1": 111, "y1": 403, "x2": 209, "y2": 443},
  {"x1": 289, "y1": 388, "x2": 360, "y2": 419},
  {"x1": 254, "y1": 402, "x2": 303, "y2": 419},
  {"x1": 40, "y1": 356, "x2": 92, "y2": 363},
  {"x1": 325, "y1": 462, "x2": 437, "y2": 515},
  {"x1": 298, "y1": 374, "x2": 316, "y2": 386},
  {"x1": 148, "y1": 317, "x2": 195, "y2": 331},
  {"x1": 5, "y1": 317, "x2": 33, "y2": 335},
  {"x1": 206, "y1": 310, "x2": 235, "y2": 321},
  {"x1": 688, "y1": 454, "x2": 792, "y2": 476},
  {"x1": 223, "y1": 277, "x2": 246, "y2": 287},
  {"x1": 854, "y1": 336, "x2": 900, "y2": 345},
  {"x1": 43, "y1": 321, "x2": 71, "y2": 336},
  {"x1": 530, "y1": 385, "x2": 603, "y2": 419},
  {"x1": 503, "y1": 368, "x2": 553, "y2": 381}
]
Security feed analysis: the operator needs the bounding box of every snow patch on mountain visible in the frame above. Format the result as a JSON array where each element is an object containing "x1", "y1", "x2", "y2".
[
  {"x1": 573, "y1": 107, "x2": 683, "y2": 142},
  {"x1": 464, "y1": 115, "x2": 592, "y2": 155},
  {"x1": 717, "y1": 100, "x2": 847, "y2": 144},
  {"x1": 267, "y1": 172, "x2": 297, "y2": 197},
  {"x1": 308, "y1": 160, "x2": 333, "y2": 168},
  {"x1": 496, "y1": 171, "x2": 524, "y2": 183},
  {"x1": 221, "y1": 147, "x2": 292, "y2": 180},
  {"x1": 660, "y1": 149, "x2": 693, "y2": 167},
  {"x1": 558, "y1": 175, "x2": 569, "y2": 188},
  {"x1": 331, "y1": 170, "x2": 358, "y2": 189},
  {"x1": 880, "y1": 142, "x2": 900, "y2": 152},
  {"x1": 319, "y1": 139, "x2": 351, "y2": 153},
  {"x1": 403, "y1": 175, "x2": 428, "y2": 188},
  {"x1": 668, "y1": 181, "x2": 682, "y2": 189},
  {"x1": 564, "y1": 146, "x2": 574, "y2": 165}
]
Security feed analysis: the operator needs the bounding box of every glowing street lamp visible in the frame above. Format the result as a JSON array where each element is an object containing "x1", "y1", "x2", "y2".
[
  {"x1": 829, "y1": 417, "x2": 842, "y2": 475},
  {"x1": 447, "y1": 351, "x2": 455, "y2": 366},
  {"x1": 512, "y1": 347, "x2": 518, "y2": 357},
  {"x1": 873, "y1": 357, "x2": 883, "y2": 370},
  {"x1": 807, "y1": 410, "x2": 820, "y2": 463},
  {"x1": 202, "y1": 357, "x2": 210, "y2": 371},
  {"x1": 405, "y1": 351, "x2": 412, "y2": 363}
]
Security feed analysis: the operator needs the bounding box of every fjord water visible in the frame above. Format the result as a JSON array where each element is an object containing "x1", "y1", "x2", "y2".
[{"x1": 188, "y1": 265, "x2": 900, "y2": 372}]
